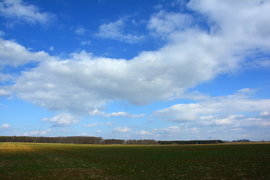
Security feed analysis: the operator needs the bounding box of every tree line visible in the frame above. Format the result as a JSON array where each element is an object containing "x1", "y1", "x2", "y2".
[
  {"x1": 157, "y1": 140, "x2": 223, "y2": 145},
  {"x1": 0, "y1": 136, "x2": 224, "y2": 145}
]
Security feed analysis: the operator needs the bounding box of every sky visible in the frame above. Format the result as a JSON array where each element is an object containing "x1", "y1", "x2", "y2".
[{"x1": 0, "y1": 0, "x2": 270, "y2": 141}]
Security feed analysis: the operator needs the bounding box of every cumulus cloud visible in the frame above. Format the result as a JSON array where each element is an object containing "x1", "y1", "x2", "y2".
[
  {"x1": 8, "y1": 39, "x2": 230, "y2": 114},
  {"x1": 0, "y1": 38, "x2": 54, "y2": 68},
  {"x1": 154, "y1": 103, "x2": 218, "y2": 122},
  {"x1": 187, "y1": 0, "x2": 270, "y2": 50},
  {"x1": 113, "y1": 127, "x2": 131, "y2": 133},
  {"x1": 202, "y1": 115, "x2": 244, "y2": 126},
  {"x1": 1, "y1": 123, "x2": 10, "y2": 128},
  {"x1": 1, "y1": 0, "x2": 270, "y2": 116},
  {"x1": 42, "y1": 113, "x2": 80, "y2": 127},
  {"x1": 96, "y1": 18, "x2": 144, "y2": 43},
  {"x1": 154, "y1": 89, "x2": 270, "y2": 128},
  {"x1": 0, "y1": 0, "x2": 55, "y2": 26},
  {"x1": 136, "y1": 118, "x2": 269, "y2": 140}
]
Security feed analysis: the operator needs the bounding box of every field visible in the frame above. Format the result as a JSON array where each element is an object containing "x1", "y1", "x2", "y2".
[{"x1": 0, "y1": 142, "x2": 270, "y2": 179}]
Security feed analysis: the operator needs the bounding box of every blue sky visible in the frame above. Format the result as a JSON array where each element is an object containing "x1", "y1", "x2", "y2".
[{"x1": 1, "y1": 0, "x2": 270, "y2": 141}]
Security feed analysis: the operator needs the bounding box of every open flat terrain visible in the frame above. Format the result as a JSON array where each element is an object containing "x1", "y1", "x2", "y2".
[{"x1": 0, "y1": 142, "x2": 270, "y2": 179}]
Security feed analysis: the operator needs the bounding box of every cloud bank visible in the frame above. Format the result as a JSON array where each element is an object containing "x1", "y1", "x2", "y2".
[
  {"x1": 154, "y1": 89, "x2": 270, "y2": 125},
  {"x1": 1, "y1": 0, "x2": 270, "y2": 117}
]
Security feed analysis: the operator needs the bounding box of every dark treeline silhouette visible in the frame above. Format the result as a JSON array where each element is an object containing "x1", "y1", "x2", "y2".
[
  {"x1": 126, "y1": 139, "x2": 157, "y2": 145},
  {"x1": 0, "y1": 136, "x2": 102, "y2": 144},
  {"x1": 157, "y1": 140, "x2": 223, "y2": 145},
  {"x1": 232, "y1": 139, "x2": 250, "y2": 142},
  {"x1": 0, "y1": 136, "x2": 224, "y2": 145}
]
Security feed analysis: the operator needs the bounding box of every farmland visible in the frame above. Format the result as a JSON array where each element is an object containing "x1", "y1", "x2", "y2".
[{"x1": 0, "y1": 142, "x2": 270, "y2": 179}]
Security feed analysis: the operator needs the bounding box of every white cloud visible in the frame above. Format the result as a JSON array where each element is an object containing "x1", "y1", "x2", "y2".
[
  {"x1": 148, "y1": 10, "x2": 193, "y2": 38},
  {"x1": 49, "y1": 46, "x2": 54, "y2": 51},
  {"x1": 239, "y1": 134, "x2": 251, "y2": 138},
  {"x1": 23, "y1": 129, "x2": 51, "y2": 136},
  {"x1": 0, "y1": 0, "x2": 55, "y2": 25},
  {"x1": 75, "y1": 27, "x2": 86, "y2": 35},
  {"x1": 83, "y1": 123, "x2": 98, "y2": 127},
  {"x1": 96, "y1": 18, "x2": 144, "y2": 43},
  {"x1": 80, "y1": 41, "x2": 91, "y2": 45},
  {"x1": 0, "y1": 38, "x2": 54, "y2": 67},
  {"x1": 8, "y1": 41, "x2": 227, "y2": 114},
  {"x1": 104, "y1": 111, "x2": 129, "y2": 117},
  {"x1": 138, "y1": 130, "x2": 152, "y2": 135},
  {"x1": 0, "y1": 89, "x2": 11, "y2": 96},
  {"x1": 42, "y1": 113, "x2": 80, "y2": 127},
  {"x1": 145, "y1": 126, "x2": 201, "y2": 139},
  {"x1": 113, "y1": 127, "x2": 131, "y2": 133},
  {"x1": 88, "y1": 109, "x2": 106, "y2": 116},
  {"x1": 187, "y1": 0, "x2": 270, "y2": 50},
  {"x1": 158, "y1": 126, "x2": 182, "y2": 134},
  {"x1": 155, "y1": 103, "x2": 218, "y2": 122},
  {"x1": 155, "y1": 89, "x2": 270, "y2": 128},
  {"x1": 1, "y1": 1, "x2": 270, "y2": 116},
  {"x1": 135, "y1": 119, "x2": 269, "y2": 140},
  {"x1": 1, "y1": 123, "x2": 10, "y2": 128},
  {"x1": 83, "y1": 122, "x2": 113, "y2": 128},
  {"x1": 104, "y1": 111, "x2": 146, "y2": 118},
  {"x1": 213, "y1": 115, "x2": 241, "y2": 125},
  {"x1": 131, "y1": 114, "x2": 146, "y2": 118},
  {"x1": 260, "y1": 111, "x2": 270, "y2": 116}
]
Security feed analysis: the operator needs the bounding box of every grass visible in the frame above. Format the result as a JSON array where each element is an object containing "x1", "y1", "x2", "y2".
[{"x1": 0, "y1": 142, "x2": 270, "y2": 179}]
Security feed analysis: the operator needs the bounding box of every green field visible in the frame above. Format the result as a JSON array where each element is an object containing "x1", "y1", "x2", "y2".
[{"x1": 0, "y1": 142, "x2": 270, "y2": 179}]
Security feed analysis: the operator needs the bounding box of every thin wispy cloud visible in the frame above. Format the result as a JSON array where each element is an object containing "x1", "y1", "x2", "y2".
[
  {"x1": 96, "y1": 18, "x2": 144, "y2": 43},
  {"x1": 0, "y1": 0, "x2": 56, "y2": 26},
  {"x1": 113, "y1": 127, "x2": 131, "y2": 133}
]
